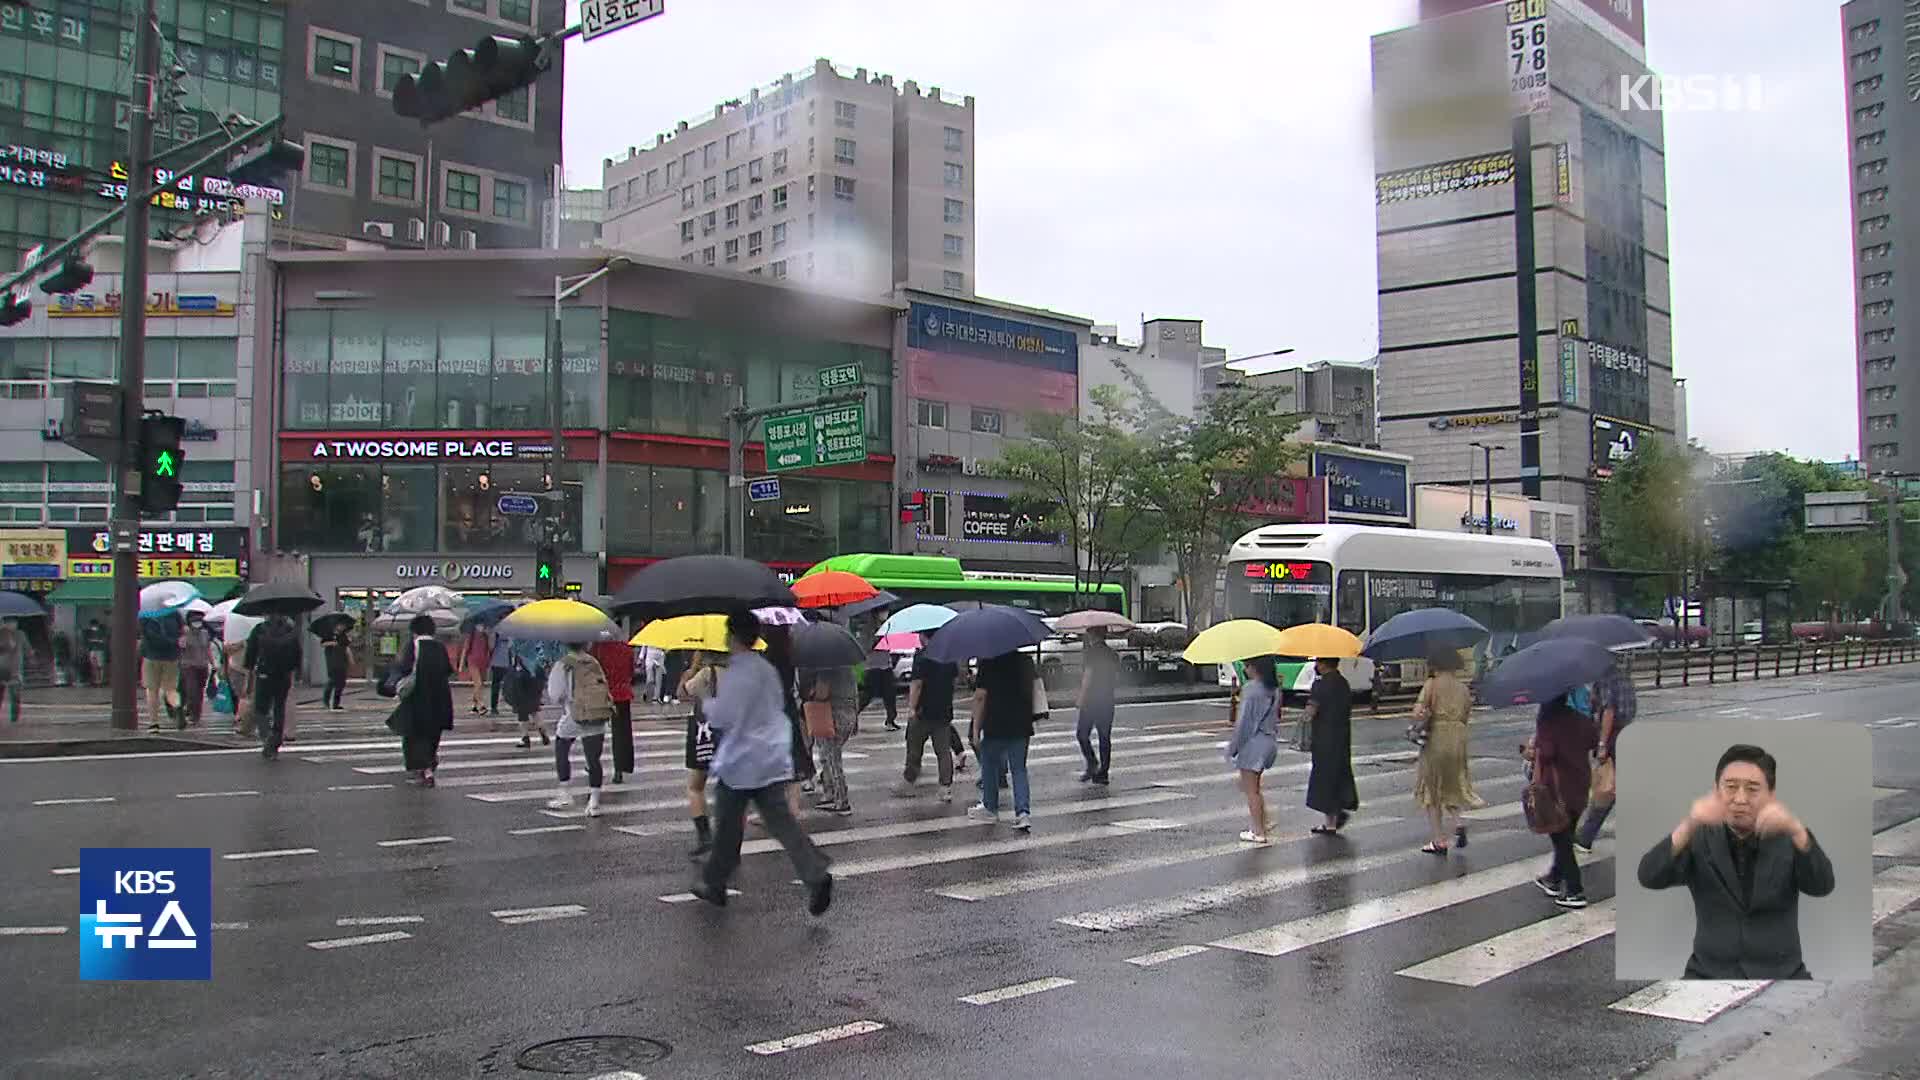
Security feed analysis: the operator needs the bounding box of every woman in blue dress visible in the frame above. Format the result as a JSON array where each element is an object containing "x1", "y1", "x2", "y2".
[{"x1": 1227, "y1": 655, "x2": 1281, "y2": 844}]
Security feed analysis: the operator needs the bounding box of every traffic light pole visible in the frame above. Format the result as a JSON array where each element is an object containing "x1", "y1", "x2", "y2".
[
  {"x1": 723, "y1": 391, "x2": 867, "y2": 558},
  {"x1": 108, "y1": 0, "x2": 159, "y2": 731},
  {"x1": 544, "y1": 260, "x2": 625, "y2": 594}
]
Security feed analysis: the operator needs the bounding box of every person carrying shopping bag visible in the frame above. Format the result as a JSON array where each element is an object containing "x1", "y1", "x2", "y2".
[{"x1": 803, "y1": 662, "x2": 860, "y2": 816}]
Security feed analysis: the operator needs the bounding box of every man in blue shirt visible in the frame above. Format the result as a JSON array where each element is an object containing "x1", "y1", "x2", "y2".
[{"x1": 690, "y1": 608, "x2": 834, "y2": 916}]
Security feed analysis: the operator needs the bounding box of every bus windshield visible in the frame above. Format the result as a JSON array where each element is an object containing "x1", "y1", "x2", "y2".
[{"x1": 1224, "y1": 559, "x2": 1332, "y2": 628}]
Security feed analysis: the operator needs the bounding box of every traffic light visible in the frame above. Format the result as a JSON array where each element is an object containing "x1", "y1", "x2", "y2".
[
  {"x1": 898, "y1": 491, "x2": 928, "y2": 525},
  {"x1": 0, "y1": 290, "x2": 29, "y2": 327},
  {"x1": 534, "y1": 543, "x2": 559, "y2": 598},
  {"x1": 38, "y1": 257, "x2": 93, "y2": 295},
  {"x1": 225, "y1": 139, "x2": 305, "y2": 186},
  {"x1": 136, "y1": 413, "x2": 186, "y2": 514},
  {"x1": 394, "y1": 34, "x2": 552, "y2": 125}
]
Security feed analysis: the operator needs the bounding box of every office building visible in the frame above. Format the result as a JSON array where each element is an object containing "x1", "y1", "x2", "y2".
[
  {"x1": 1237, "y1": 359, "x2": 1380, "y2": 447},
  {"x1": 1841, "y1": 0, "x2": 1919, "y2": 474},
  {"x1": 551, "y1": 187, "x2": 605, "y2": 249},
  {"x1": 1372, "y1": 0, "x2": 1679, "y2": 553},
  {"x1": 600, "y1": 59, "x2": 976, "y2": 299},
  {"x1": 279, "y1": 0, "x2": 564, "y2": 251}
]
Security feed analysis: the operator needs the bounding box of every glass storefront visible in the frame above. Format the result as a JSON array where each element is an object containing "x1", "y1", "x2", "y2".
[
  {"x1": 606, "y1": 463, "x2": 887, "y2": 565},
  {"x1": 278, "y1": 462, "x2": 584, "y2": 554}
]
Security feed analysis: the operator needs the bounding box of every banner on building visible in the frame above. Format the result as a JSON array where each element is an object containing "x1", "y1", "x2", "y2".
[
  {"x1": 1590, "y1": 415, "x2": 1655, "y2": 479},
  {"x1": 1375, "y1": 152, "x2": 1515, "y2": 205},
  {"x1": 1314, "y1": 451, "x2": 1411, "y2": 523},
  {"x1": 959, "y1": 493, "x2": 1058, "y2": 545}
]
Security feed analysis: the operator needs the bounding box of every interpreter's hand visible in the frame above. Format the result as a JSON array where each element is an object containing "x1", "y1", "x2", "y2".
[
  {"x1": 1753, "y1": 800, "x2": 1801, "y2": 839},
  {"x1": 1687, "y1": 793, "x2": 1727, "y2": 829}
]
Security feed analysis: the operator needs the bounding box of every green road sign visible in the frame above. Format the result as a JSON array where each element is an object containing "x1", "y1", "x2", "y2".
[
  {"x1": 817, "y1": 362, "x2": 863, "y2": 393},
  {"x1": 764, "y1": 404, "x2": 866, "y2": 473}
]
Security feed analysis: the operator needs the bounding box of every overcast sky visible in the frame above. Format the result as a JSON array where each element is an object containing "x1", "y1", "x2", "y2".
[{"x1": 560, "y1": 0, "x2": 1859, "y2": 462}]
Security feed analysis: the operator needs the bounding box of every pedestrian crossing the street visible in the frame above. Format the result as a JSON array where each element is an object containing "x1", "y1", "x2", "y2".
[{"x1": 15, "y1": 713, "x2": 1920, "y2": 1053}]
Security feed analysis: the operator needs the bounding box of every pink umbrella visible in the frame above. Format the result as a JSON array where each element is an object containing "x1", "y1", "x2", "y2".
[{"x1": 875, "y1": 632, "x2": 922, "y2": 652}]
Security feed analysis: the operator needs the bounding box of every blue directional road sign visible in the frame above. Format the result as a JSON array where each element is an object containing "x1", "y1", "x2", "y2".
[
  {"x1": 497, "y1": 494, "x2": 540, "y2": 516},
  {"x1": 748, "y1": 477, "x2": 781, "y2": 502}
]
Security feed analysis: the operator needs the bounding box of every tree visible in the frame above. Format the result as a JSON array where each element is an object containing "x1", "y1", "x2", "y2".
[
  {"x1": 1116, "y1": 372, "x2": 1306, "y2": 628},
  {"x1": 993, "y1": 385, "x2": 1162, "y2": 605},
  {"x1": 1792, "y1": 530, "x2": 1875, "y2": 621},
  {"x1": 1593, "y1": 434, "x2": 1696, "y2": 612}
]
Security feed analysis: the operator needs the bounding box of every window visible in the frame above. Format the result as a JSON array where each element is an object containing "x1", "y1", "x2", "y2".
[
  {"x1": 748, "y1": 157, "x2": 765, "y2": 184},
  {"x1": 1855, "y1": 103, "x2": 1885, "y2": 123},
  {"x1": 834, "y1": 138, "x2": 855, "y2": 165},
  {"x1": 493, "y1": 177, "x2": 527, "y2": 221},
  {"x1": 944, "y1": 126, "x2": 964, "y2": 152},
  {"x1": 1851, "y1": 47, "x2": 1883, "y2": 70},
  {"x1": 1870, "y1": 442, "x2": 1900, "y2": 460},
  {"x1": 311, "y1": 31, "x2": 356, "y2": 83},
  {"x1": 703, "y1": 246, "x2": 716, "y2": 266},
  {"x1": 702, "y1": 142, "x2": 717, "y2": 168},
  {"x1": 376, "y1": 154, "x2": 417, "y2": 202},
  {"x1": 750, "y1": 123, "x2": 761, "y2": 148},
  {"x1": 1867, "y1": 386, "x2": 1898, "y2": 403},
  {"x1": 1865, "y1": 271, "x2": 1895, "y2": 290},
  {"x1": 1867, "y1": 328, "x2": 1897, "y2": 345},
  {"x1": 446, "y1": 169, "x2": 481, "y2": 212},
  {"x1": 451, "y1": 0, "x2": 486, "y2": 10},
  {"x1": 682, "y1": 254, "x2": 695, "y2": 264},
  {"x1": 681, "y1": 151, "x2": 694, "y2": 174},
  {"x1": 1854, "y1": 75, "x2": 1884, "y2": 96},
  {"x1": 771, "y1": 222, "x2": 787, "y2": 248},
  {"x1": 681, "y1": 185, "x2": 695, "y2": 210},
  {"x1": 970, "y1": 408, "x2": 1001, "y2": 434},
  {"x1": 726, "y1": 166, "x2": 741, "y2": 192},
  {"x1": 923, "y1": 492, "x2": 950, "y2": 537},
  {"x1": 703, "y1": 211, "x2": 717, "y2": 235},
  {"x1": 943, "y1": 270, "x2": 966, "y2": 291},
  {"x1": 915, "y1": 400, "x2": 947, "y2": 428},
  {"x1": 1861, "y1": 187, "x2": 1889, "y2": 206},
  {"x1": 748, "y1": 230, "x2": 763, "y2": 257},
  {"x1": 833, "y1": 176, "x2": 855, "y2": 201},
  {"x1": 307, "y1": 140, "x2": 351, "y2": 189},
  {"x1": 702, "y1": 176, "x2": 717, "y2": 202},
  {"x1": 1864, "y1": 242, "x2": 1893, "y2": 261},
  {"x1": 1852, "y1": 19, "x2": 1881, "y2": 40},
  {"x1": 1867, "y1": 356, "x2": 1897, "y2": 374},
  {"x1": 771, "y1": 259, "x2": 788, "y2": 280},
  {"x1": 749, "y1": 194, "x2": 763, "y2": 219},
  {"x1": 943, "y1": 233, "x2": 963, "y2": 257},
  {"x1": 808, "y1": 136, "x2": 816, "y2": 164},
  {"x1": 379, "y1": 48, "x2": 421, "y2": 95},
  {"x1": 726, "y1": 132, "x2": 740, "y2": 158},
  {"x1": 834, "y1": 100, "x2": 856, "y2": 127},
  {"x1": 772, "y1": 185, "x2": 788, "y2": 211},
  {"x1": 724, "y1": 238, "x2": 739, "y2": 263},
  {"x1": 498, "y1": 0, "x2": 533, "y2": 22},
  {"x1": 1865, "y1": 299, "x2": 1895, "y2": 318},
  {"x1": 680, "y1": 220, "x2": 695, "y2": 243},
  {"x1": 943, "y1": 162, "x2": 964, "y2": 189},
  {"x1": 493, "y1": 86, "x2": 529, "y2": 123},
  {"x1": 666, "y1": 161, "x2": 678, "y2": 185},
  {"x1": 772, "y1": 149, "x2": 788, "y2": 174},
  {"x1": 944, "y1": 198, "x2": 964, "y2": 224},
  {"x1": 725, "y1": 203, "x2": 740, "y2": 228},
  {"x1": 1863, "y1": 215, "x2": 1893, "y2": 234},
  {"x1": 808, "y1": 175, "x2": 817, "y2": 201},
  {"x1": 645, "y1": 168, "x2": 659, "y2": 195},
  {"x1": 775, "y1": 111, "x2": 791, "y2": 136},
  {"x1": 1857, "y1": 130, "x2": 1886, "y2": 151}
]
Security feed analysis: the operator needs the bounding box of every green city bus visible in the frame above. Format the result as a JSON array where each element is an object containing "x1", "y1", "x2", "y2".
[{"x1": 802, "y1": 554, "x2": 1127, "y2": 617}]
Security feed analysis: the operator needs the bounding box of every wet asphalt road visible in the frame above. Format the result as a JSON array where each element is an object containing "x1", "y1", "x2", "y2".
[{"x1": 3, "y1": 666, "x2": 1919, "y2": 1080}]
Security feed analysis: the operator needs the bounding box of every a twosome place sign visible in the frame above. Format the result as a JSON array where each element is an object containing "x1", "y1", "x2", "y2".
[{"x1": 307, "y1": 439, "x2": 518, "y2": 460}]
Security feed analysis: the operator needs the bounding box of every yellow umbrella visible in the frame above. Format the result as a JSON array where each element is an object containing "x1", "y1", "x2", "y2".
[
  {"x1": 1182, "y1": 619, "x2": 1286, "y2": 664},
  {"x1": 494, "y1": 598, "x2": 621, "y2": 644},
  {"x1": 1273, "y1": 622, "x2": 1363, "y2": 659},
  {"x1": 631, "y1": 614, "x2": 766, "y2": 651}
]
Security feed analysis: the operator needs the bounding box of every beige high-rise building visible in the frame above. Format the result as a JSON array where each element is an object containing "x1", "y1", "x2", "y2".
[{"x1": 599, "y1": 59, "x2": 976, "y2": 299}]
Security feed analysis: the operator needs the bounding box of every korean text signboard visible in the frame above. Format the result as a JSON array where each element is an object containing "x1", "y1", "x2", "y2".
[
  {"x1": 817, "y1": 362, "x2": 863, "y2": 393},
  {"x1": 763, "y1": 406, "x2": 866, "y2": 473},
  {"x1": 64, "y1": 527, "x2": 246, "y2": 580},
  {"x1": 581, "y1": 0, "x2": 665, "y2": 42},
  {"x1": 1314, "y1": 451, "x2": 1411, "y2": 523},
  {"x1": 1506, "y1": 0, "x2": 1550, "y2": 117}
]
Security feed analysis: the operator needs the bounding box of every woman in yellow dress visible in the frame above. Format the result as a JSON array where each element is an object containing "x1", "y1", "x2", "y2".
[{"x1": 1412, "y1": 649, "x2": 1483, "y2": 854}]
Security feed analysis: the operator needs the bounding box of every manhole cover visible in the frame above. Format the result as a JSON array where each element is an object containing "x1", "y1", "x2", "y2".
[{"x1": 514, "y1": 1036, "x2": 672, "y2": 1074}]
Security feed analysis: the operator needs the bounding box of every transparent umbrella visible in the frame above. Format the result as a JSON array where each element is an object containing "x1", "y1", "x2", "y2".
[
  {"x1": 386, "y1": 585, "x2": 465, "y2": 617},
  {"x1": 138, "y1": 581, "x2": 199, "y2": 615}
]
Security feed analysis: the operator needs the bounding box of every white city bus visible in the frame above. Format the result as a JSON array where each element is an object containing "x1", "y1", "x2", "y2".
[{"x1": 1220, "y1": 524, "x2": 1564, "y2": 695}]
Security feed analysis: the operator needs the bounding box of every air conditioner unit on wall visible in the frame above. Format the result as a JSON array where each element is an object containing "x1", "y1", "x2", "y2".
[
  {"x1": 459, "y1": 229, "x2": 477, "y2": 250},
  {"x1": 407, "y1": 218, "x2": 426, "y2": 242},
  {"x1": 433, "y1": 221, "x2": 451, "y2": 247},
  {"x1": 362, "y1": 221, "x2": 394, "y2": 239}
]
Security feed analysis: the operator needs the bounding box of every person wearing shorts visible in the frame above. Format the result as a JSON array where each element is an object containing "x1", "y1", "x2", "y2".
[{"x1": 682, "y1": 652, "x2": 725, "y2": 858}]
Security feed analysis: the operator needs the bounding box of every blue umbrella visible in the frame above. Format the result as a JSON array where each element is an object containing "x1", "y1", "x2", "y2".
[
  {"x1": 460, "y1": 597, "x2": 515, "y2": 630},
  {"x1": 878, "y1": 604, "x2": 957, "y2": 636},
  {"x1": 1361, "y1": 608, "x2": 1490, "y2": 662},
  {"x1": 924, "y1": 604, "x2": 1051, "y2": 664},
  {"x1": 1479, "y1": 637, "x2": 1615, "y2": 708},
  {"x1": 1540, "y1": 613, "x2": 1655, "y2": 652}
]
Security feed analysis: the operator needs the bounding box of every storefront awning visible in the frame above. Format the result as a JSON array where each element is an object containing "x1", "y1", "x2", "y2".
[{"x1": 47, "y1": 577, "x2": 242, "y2": 605}]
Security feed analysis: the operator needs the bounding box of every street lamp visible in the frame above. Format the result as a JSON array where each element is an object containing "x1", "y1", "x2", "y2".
[
  {"x1": 1469, "y1": 442, "x2": 1506, "y2": 535},
  {"x1": 542, "y1": 256, "x2": 631, "y2": 587}
]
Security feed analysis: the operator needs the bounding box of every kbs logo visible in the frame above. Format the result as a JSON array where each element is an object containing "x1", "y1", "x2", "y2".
[
  {"x1": 1243, "y1": 562, "x2": 1316, "y2": 581},
  {"x1": 79, "y1": 848, "x2": 212, "y2": 981}
]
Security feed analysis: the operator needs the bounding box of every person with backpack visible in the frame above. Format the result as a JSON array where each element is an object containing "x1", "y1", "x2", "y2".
[
  {"x1": 244, "y1": 614, "x2": 303, "y2": 760},
  {"x1": 140, "y1": 609, "x2": 184, "y2": 732},
  {"x1": 545, "y1": 639, "x2": 613, "y2": 817}
]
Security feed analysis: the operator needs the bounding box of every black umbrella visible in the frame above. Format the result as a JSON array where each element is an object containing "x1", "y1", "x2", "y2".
[
  {"x1": 925, "y1": 604, "x2": 1051, "y2": 663},
  {"x1": 839, "y1": 590, "x2": 900, "y2": 619},
  {"x1": 611, "y1": 555, "x2": 797, "y2": 617},
  {"x1": 790, "y1": 622, "x2": 866, "y2": 668},
  {"x1": 308, "y1": 612, "x2": 354, "y2": 638},
  {"x1": 234, "y1": 580, "x2": 324, "y2": 618},
  {"x1": 945, "y1": 600, "x2": 992, "y2": 613},
  {"x1": 1540, "y1": 613, "x2": 1655, "y2": 651},
  {"x1": 0, "y1": 592, "x2": 46, "y2": 619},
  {"x1": 1479, "y1": 637, "x2": 1615, "y2": 708},
  {"x1": 1362, "y1": 608, "x2": 1490, "y2": 661}
]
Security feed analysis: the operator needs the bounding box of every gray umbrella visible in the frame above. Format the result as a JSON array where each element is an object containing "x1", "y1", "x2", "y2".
[
  {"x1": 0, "y1": 592, "x2": 46, "y2": 618},
  {"x1": 839, "y1": 590, "x2": 900, "y2": 619},
  {"x1": 233, "y1": 580, "x2": 325, "y2": 618},
  {"x1": 1541, "y1": 613, "x2": 1655, "y2": 652},
  {"x1": 789, "y1": 622, "x2": 866, "y2": 668}
]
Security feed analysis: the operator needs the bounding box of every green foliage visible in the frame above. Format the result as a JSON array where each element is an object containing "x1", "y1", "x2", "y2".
[{"x1": 1594, "y1": 435, "x2": 1696, "y2": 609}]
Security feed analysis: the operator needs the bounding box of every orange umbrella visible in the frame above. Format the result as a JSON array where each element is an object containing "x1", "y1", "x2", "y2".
[{"x1": 791, "y1": 570, "x2": 878, "y2": 608}]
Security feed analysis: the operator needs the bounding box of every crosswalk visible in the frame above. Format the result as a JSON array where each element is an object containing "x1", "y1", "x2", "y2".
[{"x1": 22, "y1": 712, "x2": 1919, "y2": 1050}]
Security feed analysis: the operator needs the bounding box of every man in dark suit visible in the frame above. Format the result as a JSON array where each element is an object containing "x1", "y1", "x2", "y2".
[{"x1": 1637, "y1": 743, "x2": 1836, "y2": 979}]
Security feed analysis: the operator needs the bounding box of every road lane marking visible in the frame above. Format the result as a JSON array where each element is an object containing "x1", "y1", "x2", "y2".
[
  {"x1": 175, "y1": 790, "x2": 260, "y2": 799},
  {"x1": 1715, "y1": 707, "x2": 1752, "y2": 715},
  {"x1": 959, "y1": 977, "x2": 1075, "y2": 1005},
  {"x1": 307, "y1": 931, "x2": 412, "y2": 950},
  {"x1": 326, "y1": 784, "x2": 392, "y2": 792},
  {"x1": 335, "y1": 916, "x2": 425, "y2": 926},
  {"x1": 510, "y1": 824, "x2": 585, "y2": 836},
  {"x1": 50, "y1": 867, "x2": 78, "y2": 876},
  {"x1": 1058, "y1": 846, "x2": 1414, "y2": 933},
  {"x1": 1459, "y1": 800, "x2": 1528, "y2": 821},
  {"x1": 222, "y1": 847, "x2": 319, "y2": 861},
  {"x1": 1778, "y1": 712, "x2": 1823, "y2": 721},
  {"x1": 0, "y1": 926, "x2": 68, "y2": 936},
  {"x1": 721, "y1": 791, "x2": 1192, "y2": 854},
  {"x1": 492, "y1": 904, "x2": 587, "y2": 925},
  {"x1": 377, "y1": 835, "x2": 453, "y2": 848},
  {"x1": 1126, "y1": 945, "x2": 1212, "y2": 967},
  {"x1": 658, "y1": 888, "x2": 742, "y2": 903},
  {"x1": 1873, "y1": 816, "x2": 1920, "y2": 857},
  {"x1": 212, "y1": 922, "x2": 249, "y2": 931},
  {"x1": 32, "y1": 796, "x2": 115, "y2": 806},
  {"x1": 1397, "y1": 901, "x2": 1618, "y2": 986},
  {"x1": 1210, "y1": 842, "x2": 1615, "y2": 958},
  {"x1": 1875, "y1": 788, "x2": 1905, "y2": 802},
  {"x1": 744, "y1": 1020, "x2": 886, "y2": 1056}
]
